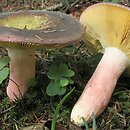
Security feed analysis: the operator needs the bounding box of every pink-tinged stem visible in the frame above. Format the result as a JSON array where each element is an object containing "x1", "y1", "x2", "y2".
[
  {"x1": 71, "y1": 47, "x2": 128, "y2": 126},
  {"x1": 6, "y1": 48, "x2": 35, "y2": 102}
]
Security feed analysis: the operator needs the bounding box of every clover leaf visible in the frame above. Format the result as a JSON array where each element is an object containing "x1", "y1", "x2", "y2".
[
  {"x1": 0, "y1": 67, "x2": 9, "y2": 84},
  {"x1": 46, "y1": 63, "x2": 75, "y2": 96},
  {"x1": 47, "y1": 64, "x2": 75, "y2": 79},
  {"x1": 0, "y1": 56, "x2": 10, "y2": 84},
  {"x1": 46, "y1": 81, "x2": 66, "y2": 96},
  {"x1": 47, "y1": 65, "x2": 58, "y2": 79},
  {"x1": 0, "y1": 56, "x2": 10, "y2": 70}
]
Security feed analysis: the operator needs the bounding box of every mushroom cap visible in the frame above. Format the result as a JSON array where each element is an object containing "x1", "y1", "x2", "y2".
[
  {"x1": 80, "y1": 3, "x2": 130, "y2": 56},
  {"x1": 0, "y1": 10, "x2": 84, "y2": 48}
]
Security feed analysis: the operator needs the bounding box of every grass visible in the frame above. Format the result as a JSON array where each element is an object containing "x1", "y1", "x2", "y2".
[
  {"x1": 51, "y1": 87, "x2": 75, "y2": 130},
  {"x1": 0, "y1": 0, "x2": 130, "y2": 130},
  {"x1": 82, "y1": 113, "x2": 97, "y2": 130}
]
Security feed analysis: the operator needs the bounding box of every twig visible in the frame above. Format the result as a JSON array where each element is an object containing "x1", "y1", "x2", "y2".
[{"x1": 0, "y1": 106, "x2": 14, "y2": 114}]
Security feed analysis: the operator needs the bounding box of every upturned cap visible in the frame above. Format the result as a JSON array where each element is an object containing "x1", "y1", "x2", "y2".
[{"x1": 80, "y1": 3, "x2": 130, "y2": 55}]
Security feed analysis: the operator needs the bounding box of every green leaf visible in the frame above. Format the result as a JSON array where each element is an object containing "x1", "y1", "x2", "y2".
[
  {"x1": 59, "y1": 78, "x2": 69, "y2": 87},
  {"x1": 47, "y1": 65, "x2": 59, "y2": 79},
  {"x1": 57, "y1": 87, "x2": 66, "y2": 95},
  {"x1": 54, "y1": 78, "x2": 61, "y2": 86},
  {"x1": 46, "y1": 81, "x2": 59, "y2": 96},
  {"x1": 47, "y1": 63, "x2": 75, "y2": 96},
  {"x1": 54, "y1": 78, "x2": 69, "y2": 87},
  {"x1": 47, "y1": 64, "x2": 75, "y2": 80},
  {"x1": 59, "y1": 64, "x2": 68, "y2": 75},
  {"x1": 59, "y1": 64, "x2": 75, "y2": 77},
  {"x1": 0, "y1": 67, "x2": 9, "y2": 84},
  {"x1": 46, "y1": 81, "x2": 66, "y2": 96},
  {"x1": 0, "y1": 56, "x2": 10, "y2": 70},
  {"x1": 63, "y1": 69, "x2": 75, "y2": 77}
]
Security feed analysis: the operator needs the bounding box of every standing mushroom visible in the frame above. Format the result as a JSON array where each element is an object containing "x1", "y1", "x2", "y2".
[
  {"x1": 71, "y1": 3, "x2": 130, "y2": 126},
  {"x1": 0, "y1": 10, "x2": 84, "y2": 102}
]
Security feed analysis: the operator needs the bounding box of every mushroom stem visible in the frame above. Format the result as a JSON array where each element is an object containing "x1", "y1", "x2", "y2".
[
  {"x1": 6, "y1": 48, "x2": 35, "y2": 102},
  {"x1": 71, "y1": 47, "x2": 129, "y2": 126}
]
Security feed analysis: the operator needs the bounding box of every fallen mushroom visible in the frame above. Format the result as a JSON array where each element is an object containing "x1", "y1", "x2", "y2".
[
  {"x1": 71, "y1": 3, "x2": 130, "y2": 126},
  {"x1": 0, "y1": 10, "x2": 84, "y2": 102}
]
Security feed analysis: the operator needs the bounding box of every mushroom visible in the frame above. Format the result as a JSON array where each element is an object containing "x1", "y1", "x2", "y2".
[
  {"x1": 71, "y1": 3, "x2": 130, "y2": 126},
  {"x1": 0, "y1": 10, "x2": 84, "y2": 102}
]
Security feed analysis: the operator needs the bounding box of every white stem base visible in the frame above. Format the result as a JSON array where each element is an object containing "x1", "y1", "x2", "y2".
[
  {"x1": 6, "y1": 48, "x2": 35, "y2": 102},
  {"x1": 71, "y1": 47, "x2": 128, "y2": 126}
]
